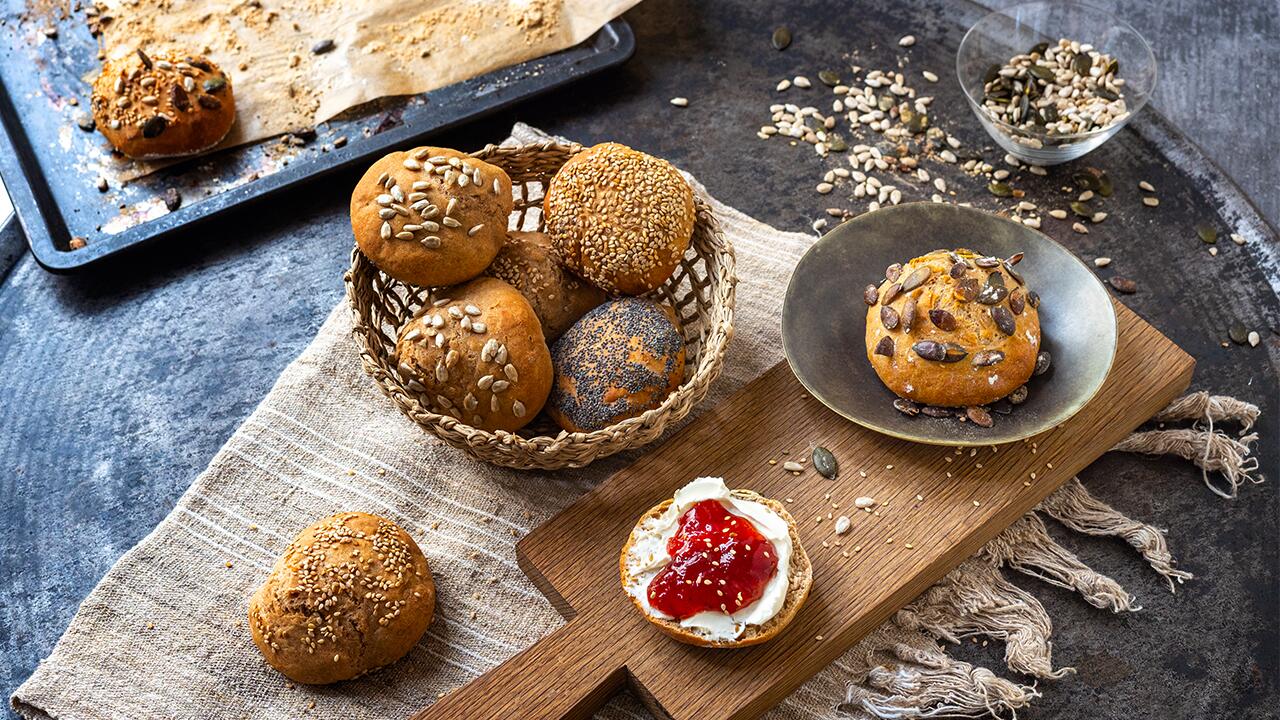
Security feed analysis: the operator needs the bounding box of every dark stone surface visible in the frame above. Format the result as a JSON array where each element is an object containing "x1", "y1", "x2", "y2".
[{"x1": 1, "y1": 1, "x2": 1276, "y2": 719}]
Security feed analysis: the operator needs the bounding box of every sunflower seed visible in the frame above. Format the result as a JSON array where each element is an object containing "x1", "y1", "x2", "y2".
[
  {"x1": 854, "y1": 496, "x2": 877, "y2": 509},
  {"x1": 1142, "y1": 196, "x2": 1159, "y2": 207},
  {"x1": 1049, "y1": 209, "x2": 1068, "y2": 219},
  {"x1": 834, "y1": 516, "x2": 851, "y2": 534},
  {"x1": 503, "y1": 364, "x2": 519, "y2": 382},
  {"x1": 1248, "y1": 331, "x2": 1260, "y2": 347},
  {"x1": 380, "y1": 222, "x2": 392, "y2": 240},
  {"x1": 899, "y1": 34, "x2": 916, "y2": 47},
  {"x1": 783, "y1": 461, "x2": 804, "y2": 472},
  {"x1": 471, "y1": 322, "x2": 487, "y2": 333},
  {"x1": 1139, "y1": 180, "x2": 1155, "y2": 192},
  {"x1": 434, "y1": 361, "x2": 449, "y2": 382},
  {"x1": 669, "y1": 97, "x2": 689, "y2": 107},
  {"x1": 491, "y1": 380, "x2": 511, "y2": 393},
  {"x1": 494, "y1": 345, "x2": 508, "y2": 364},
  {"x1": 512, "y1": 400, "x2": 527, "y2": 417},
  {"x1": 1094, "y1": 257, "x2": 1111, "y2": 267}
]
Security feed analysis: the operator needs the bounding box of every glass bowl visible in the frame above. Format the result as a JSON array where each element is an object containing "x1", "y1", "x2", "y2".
[{"x1": 956, "y1": 2, "x2": 1157, "y2": 165}]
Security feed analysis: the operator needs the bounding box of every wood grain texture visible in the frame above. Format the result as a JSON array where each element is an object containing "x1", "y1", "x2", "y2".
[{"x1": 413, "y1": 300, "x2": 1193, "y2": 720}]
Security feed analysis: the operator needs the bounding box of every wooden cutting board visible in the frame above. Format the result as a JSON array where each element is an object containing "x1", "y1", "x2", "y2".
[{"x1": 414, "y1": 300, "x2": 1193, "y2": 720}]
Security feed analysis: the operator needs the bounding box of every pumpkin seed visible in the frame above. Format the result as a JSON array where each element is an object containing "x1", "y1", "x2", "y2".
[
  {"x1": 881, "y1": 306, "x2": 900, "y2": 330},
  {"x1": 977, "y1": 282, "x2": 1008, "y2": 305},
  {"x1": 771, "y1": 26, "x2": 792, "y2": 50},
  {"x1": 991, "y1": 306, "x2": 1016, "y2": 335},
  {"x1": 893, "y1": 398, "x2": 921, "y2": 416},
  {"x1": 826, "y1": 135, "x2": 848, "y2": 152},
  {"x1": 1034, "y1": 351, "x2": 1052, "y2": 376},
  {"x1": 900, "y1": 266, "x2": 931, "y2": 291},
  {"x1": 141, "y1": 115, "x2": 167, "y2": 138},
  {"x1": 1008, "y1": 385, "x2": 1029, "y2": 405},
  {"x1": 912, "y1": 340, "x2": 946, "y2": 361},
  {"x1": 1029, "y1": 42, "x2": 1050, "y2": 56},
  {"x1": 928, "y1": 308, "x2": 957, "y2": 331},
  {"x1": 1108, "y1": 276, "x2": 1137, "y2": 294},
  {"x1": 966, "y1": 406, "x2": 994, "y2": 428},
  {"x1": 1027, "y1": 290, "x2": 1041, "y2": 309},
  {"x1": 921, "y1": 405, "x2": 956, "y2": 418},
  {"x1": 885, "y1": 263, "x2": 903, "y2": 282},
  {"x1": 971, "y1": 349, "x2": 1005, "y2": 367},
  {"x1": 881, "y1": 282, "x2": 903, "y2": 305},
  {"x1": 987, "y1": 271, "x2": 1006, "y2": 288},
  {"x1": 955, "y1": 277, "x2": 979, "y2": 302},
  {"x1": 991, "y1": 399, "x2": 1014, "y2": 415},
  {"x1": 901, "y1": 297, "x2": 917, "y2": 332},
  {"x1": 1072, "y1": 52, "x2": 1092, "y2": 74},
  {"x1": 1228, "y1": 321, "x2": 1248, "y2": 345},
  {"x1": 1028, "y1": 64, "x2": 1055, "y2": 82},
  {"x1": 1070, "y1": 201, "x2": 1092, "y2": 218},
  {"x1": 818, "y1": 70, "x2": 841, "y2": 87},
  {"x1": 1196, "y1": 225, "x2": 1218, "y2": 244},
  {"x1": 1009, "y1": 290, "x2": 1026, "y2": 315},
  {"x1": 1006, "y1": 252, "x2": 1024, "y2": 266},
  {"x1": 202, "y1": 75, "x2": 226, "y2": 93},
  {"x1": 1003, "y1": 261, "x2": 1024, "y2": 285},
  {"x1": 863, "y1": 284, "x2": 879, "y2": 306},
  {"x1": 974, "y1": 256, "x2": 1001, "y2": 268},
  {"x1": 812, "y1": 447, "x2": 839, "y2": 478},
  {"x1": 874, "y1": 336, "x2": 895, "y2": 357},
  {"x1": 949, "y1": 262, "x2": 968, "y2": 279},
  {"x1": 988, "y1": 181, "x2": 1013, "y2": 197}
]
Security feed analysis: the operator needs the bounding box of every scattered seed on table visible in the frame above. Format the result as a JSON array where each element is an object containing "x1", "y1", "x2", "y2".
[
  {"x1": 1049, "y1": 209, "x2": 1067, "y2": 219},
  {"x1": 922, "y1": 70, "x2": 938, "y2": 82},
  {"x1": 771, "y1": 26, "x2": 792, "y2": 50},
  {"x1": 1139, "y1": 180, "x2": 1155, "y2": 192},
  {"x1": 1093, "y1": 257, "x2": 1111, "y2": 267},
  {"x1": 1072, "y1": 222, "x2": 1089, "y2": 234},
  {"x1": 834, "y1": 516, "x2": 851, "y2": 535},
  {"x1": 1248, "y1": 331, "x2": 1261, "y2": 347},
  {"x1": 816, "y1": 182, "x2": 834, "y2": 194},
  {"x1": 1108, "y1": 276, "x2": 1137, "y2": 293},
  {"x1": 776, "y1": 79, "x2": 791, "y2": 92},
  {"x1": 854, "y1": 496, "x2": 876, "y2": 509},
  {"x1": 783, "y1": 460, "x2": 804, "y2": 472},
  {"x1": 793, "y1": 75, "x2": 812, "y2": 88},
  {"x1": 1231, "y1": 233, "x2": 1245, "y2": 245},
  {"x1": 1143, "y1": 196, "x2": 1160, "y2": 207},
  {"x1": 669, "y1": 97, "x2": 688, "y2": 107},
  {"x1": 311, "y1": 39, "x2": 335, "y2": 55},
  {"x1": 96, "y1": 177, "x2": 108, "y2": 192}
]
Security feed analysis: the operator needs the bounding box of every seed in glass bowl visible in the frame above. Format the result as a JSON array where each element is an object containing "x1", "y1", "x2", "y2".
[{"x1": 980, "y1": 38, "x2": 1127, "y2": 136}]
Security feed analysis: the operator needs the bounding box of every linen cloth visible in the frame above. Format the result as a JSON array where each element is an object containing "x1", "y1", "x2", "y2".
[{"x1": 13, "y1": 124, "x2": 1251, "y2": 720}]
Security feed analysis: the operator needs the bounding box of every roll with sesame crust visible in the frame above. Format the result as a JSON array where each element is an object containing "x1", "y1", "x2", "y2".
[
  {"x1": 91, "y1": 49, "x2": 235, "y2": 159},
  {"x1": 544, "y1": 142, "x2": 696, "y2": 295},
  {"x1": 352, "y1": 147, "x2": 514, "y2": 288},
  {"x1": 548, "y1": 297, "x2": 686, "y2": 433},
  {"x1": 484, "y1": 230, "x2": 607, "y2": 341},
  {"x1": 248, "y1": 512, "x2": 435, "y2": 685}
]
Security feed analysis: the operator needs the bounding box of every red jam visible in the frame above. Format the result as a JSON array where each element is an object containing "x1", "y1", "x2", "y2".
[{"x1": 647, "y1": 499, "x2": 779, "y2": 620}]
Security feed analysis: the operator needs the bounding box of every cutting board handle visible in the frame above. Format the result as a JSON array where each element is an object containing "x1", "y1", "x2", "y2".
[{"x1": 411, "y1": 609, "x2": 625, "y2": 720}]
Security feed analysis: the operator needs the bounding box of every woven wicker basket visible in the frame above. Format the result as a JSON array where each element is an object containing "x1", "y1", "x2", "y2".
[{"x1": 345, "y1": 141, "x2": 736, "y2": 470}]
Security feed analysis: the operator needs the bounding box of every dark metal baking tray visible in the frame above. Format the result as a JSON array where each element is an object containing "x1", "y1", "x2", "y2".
[{"x1": 0, "y1": 16, "x2": 634, "y2": 273}]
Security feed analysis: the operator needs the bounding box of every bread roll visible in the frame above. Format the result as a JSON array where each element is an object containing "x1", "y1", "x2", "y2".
[
  {"x1": 544, "y1": 142, "x2": 695, "y2": 295},
  {"x1": 548, "y1": 298, "x2": 685, "y2": 433},
  {"x1": 248, "y1": 512, "x2": 435, "y2": 684},
  {"x1": 90, "y1": 49, "x2": 235, "y2": 159},
  {"x1": 620, "y1": 478, "x2": 811, "y2": 648},
  {"x1": 864, "y1": 248, "x2": 1040, "y2": 408},
  {"x1": 352, "y1": 147, "x2": 513, "y2": 288},
  {"x1": 485, "y1": 230, "x2": 606, "y2": 341},
  {"x1": 394, "y1": 277, "x2": 553, "y2": 432}
]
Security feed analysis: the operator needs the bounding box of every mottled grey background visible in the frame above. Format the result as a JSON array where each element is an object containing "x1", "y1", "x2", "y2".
[{"x1": 1, "y1": 1, "x2": 1276, "y2": 719}]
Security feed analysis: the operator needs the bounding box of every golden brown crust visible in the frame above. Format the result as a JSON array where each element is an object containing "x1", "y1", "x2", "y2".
[
  {"x1": 544, "y1": 142, "x2": 694, "y2": 295},
  {"x1": 351, "y1": 147, "x2": 513, "y2": 288},
  {"x1": 865, "y1": 248, "x2": 1040, "y2": 407},
  {"x1": 485, "y1": 230, "x2": 606, "y2": 341},
  {"x1": 394, "y1": 277, "x2": 553, "y2": 432},
  {"x1": 248, "y1": 512, "x2": 435, "y2": 685},
  {"x1": 619, "y1": 490, "x2": 812, "y2": 648},
  {"x1": 548, "y1": 298, "x2": 685, "y2": 433},
  {"x1": 91, "y1": 49, "x2": 235, "y2": 159}
]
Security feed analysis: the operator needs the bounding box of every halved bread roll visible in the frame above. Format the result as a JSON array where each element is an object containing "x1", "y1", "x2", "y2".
[{"x1": 619, "y1": 483, "x2": 812, "y2": 648}]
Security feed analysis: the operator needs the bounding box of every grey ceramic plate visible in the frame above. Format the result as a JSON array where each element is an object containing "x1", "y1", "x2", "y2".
[{"x1": 781, "y1": 203, "x2": 1118, "y2": 446}]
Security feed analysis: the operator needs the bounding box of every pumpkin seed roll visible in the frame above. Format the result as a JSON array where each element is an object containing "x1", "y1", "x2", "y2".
[{"x1": 865, "y1": 248, "x2": 1041, "y2": 409}]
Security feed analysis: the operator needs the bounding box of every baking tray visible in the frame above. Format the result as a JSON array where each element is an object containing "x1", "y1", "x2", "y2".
[{"x1": 0, "y1": 15, "x2": 634, "y2": 273}]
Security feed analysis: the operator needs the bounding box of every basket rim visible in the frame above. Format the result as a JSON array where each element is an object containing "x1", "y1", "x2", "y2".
[{"x1": 344, "y1": 140, "x2": 737, "y2": 462}]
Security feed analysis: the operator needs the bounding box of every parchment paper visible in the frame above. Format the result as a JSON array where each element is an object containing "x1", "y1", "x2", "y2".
[{"x1": 95, "y1": 0, "x2": 640, "y2": 147}]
